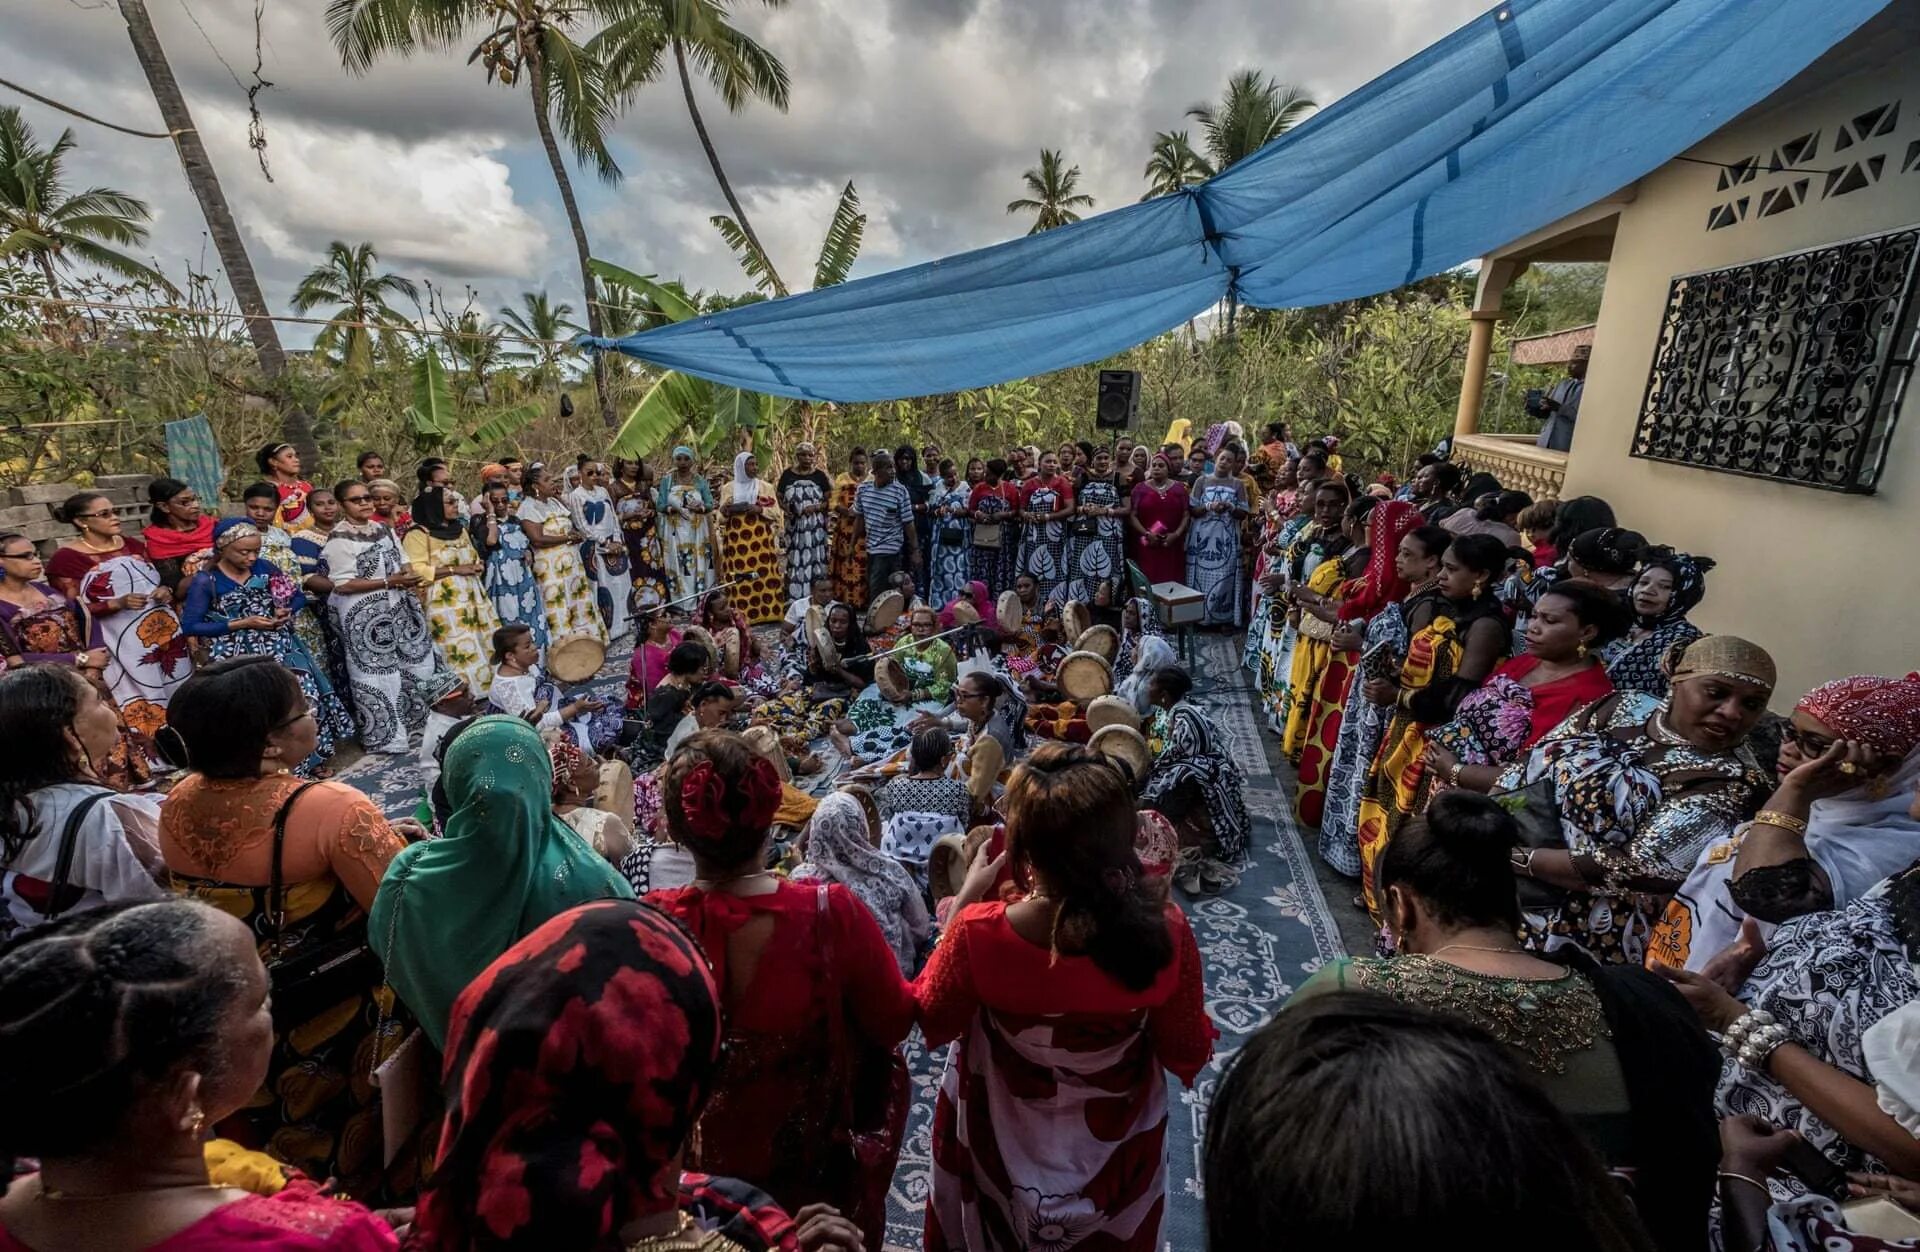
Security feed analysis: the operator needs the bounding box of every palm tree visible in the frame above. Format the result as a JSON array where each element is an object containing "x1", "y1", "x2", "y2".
[
  {"x1": 595, "y1": 0, "x2": 794, "y2": 296},
  {"x1": 1006, "y1": 149, "x2": 1094, "y2": 234},
  {"x1": 499, "y1": 289, "x2": 580, "y2": 387},
  {"x1": 712, "y1": 178, "x2": 863, "y2": 294},
  {"x1": 1187, "y1": 71, "x2": 1315, "y2": 331},
  {"x1": 326, "y1": 0, "x2": 631, "y2": 425},
  {"x1": 0, "y1": 106, "x2": 166, "y2": 308},
  {"x1": 1187, "y1": 70, "x2": 1316, "y2": 169},
  {"x1": 290, "y1": 241, "x2": 420, "y2": 371},
  {"x1": 1140, "y1": 129, "x2": 1214, "y2": 200},
  {"x1": 445, "y1": 310, "x2": 506, "y2": 400},
  {"x1": 118, "y1": 0, "x2": 319, "y2": 468}
]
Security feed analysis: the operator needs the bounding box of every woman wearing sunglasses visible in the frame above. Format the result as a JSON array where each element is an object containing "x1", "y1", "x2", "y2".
[{"x1": 1651, "y1": 673, "x2": 1920, "y2": 973}]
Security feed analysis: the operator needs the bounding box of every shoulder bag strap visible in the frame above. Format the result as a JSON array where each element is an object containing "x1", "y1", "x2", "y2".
[
  {"x1": 266, "y1": 781, "x2": 322, "y2": 955},
  {"x1": 44, "y1": 789, "x2": 114, "y2": 917},
  {"x1": 816, "y1": 883, "x2": 856, "y2": 1133}
]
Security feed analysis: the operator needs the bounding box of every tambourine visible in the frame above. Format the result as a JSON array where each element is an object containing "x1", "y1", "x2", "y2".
[
  {"x1": 996, "y1": 591, "x2": 1024, "y2": 634},
  {"x1": 1075, "y1": 624, "x2": 1119, "y2": 662},
  {"x1": 549, "y1": 633, "x2": 607, "y2": 684},
  {"x1": 875, "y1": 654, "x2": 913, "y2": 704},
  {"x1": 1060, "y1": 600, "x2": 1091, "y2": 643},
  {"x1": 1056, "y1": 651, "x2": 1114, "y2": 701},
  {"x1": 1089, "y1": 724, "x2": 1152, "y2": 784},
  {"x1": 866, "y1": 590, "x2": 906, "y2": 636}
]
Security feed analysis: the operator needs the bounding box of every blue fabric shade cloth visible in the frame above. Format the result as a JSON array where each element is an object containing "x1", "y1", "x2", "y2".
[{"x1": 583, "y1": 0, "x2": 1890, "y2": 403}]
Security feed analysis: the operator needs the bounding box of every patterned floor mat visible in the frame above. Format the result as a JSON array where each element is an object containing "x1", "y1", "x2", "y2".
[{"x1": 332, "y1": 631, "x2": 1347, "y2": 1251}]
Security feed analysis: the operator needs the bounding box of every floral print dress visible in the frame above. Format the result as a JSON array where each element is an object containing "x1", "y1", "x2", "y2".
[{"x1": 1492, "y1": 692, "x2": 1769, "y2": 966}]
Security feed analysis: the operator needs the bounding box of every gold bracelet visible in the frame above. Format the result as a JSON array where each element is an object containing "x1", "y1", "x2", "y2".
[
  {"x1": 1716, "y1": 1170, "x2": 1770, "y2": 1194},
  {"x1": 1753, "y1": 810, "x2": 1809, "y2": 836}
]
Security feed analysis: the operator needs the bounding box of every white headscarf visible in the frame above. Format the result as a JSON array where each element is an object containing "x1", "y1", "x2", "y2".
[
  {"x1": 792, "y1": 792, "x2": 929, "y2": 974},
  {"x1": 1119, "y1": 636, "x2": 1180, "y2": 714},
  {"x1": 730, "y1": 451, "x2": 758, "y2": 505},
  {"x1": 1672, "y1": 744, "x2": 1920, "y2": 971}
]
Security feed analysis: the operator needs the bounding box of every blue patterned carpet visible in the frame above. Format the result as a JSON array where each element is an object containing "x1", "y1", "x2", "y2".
[{"x1": 333, "y1": 634, "x2": 1347, "y2": 1252}]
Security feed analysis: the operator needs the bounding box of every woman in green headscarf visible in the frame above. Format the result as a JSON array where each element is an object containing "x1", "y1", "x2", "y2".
[{"x1": 370, "y1": 716, "x2": 633, "y2": 1048}]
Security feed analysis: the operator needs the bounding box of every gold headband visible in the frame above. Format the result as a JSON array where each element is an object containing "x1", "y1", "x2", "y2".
[{"x1": 1670, "y1": 634, "x2": 1776, "y2": 692}]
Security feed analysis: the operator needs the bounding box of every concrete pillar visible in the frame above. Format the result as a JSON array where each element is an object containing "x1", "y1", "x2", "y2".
[
  {"x1": 1453, "y1": 256, "x2": 1528, "y2": 441},
  {"x1": 1455, "y1": 314, "x2": 1498, "y2": 439}
]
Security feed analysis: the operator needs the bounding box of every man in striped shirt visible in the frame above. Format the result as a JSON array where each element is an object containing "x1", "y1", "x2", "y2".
[{"x1": 854, "y1": 450, "x2": 920, "y2": 604}]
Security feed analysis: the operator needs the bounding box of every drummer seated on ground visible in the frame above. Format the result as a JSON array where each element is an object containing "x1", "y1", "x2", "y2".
[
  {"x1": 667, "y1": 680, "x2": 736, "y2": 756},
  {"x1": 782, "y1": 573, "x2": 837, "y2": 639},
  {"x1": 877, "y1": 606, "x2": 959, "y2": 706},
  {"x1": 487, "y1": 624, "x2": 611, "y2": 752},
  {"x1": 548, "y1": 733, "x2": 635, "y2": 866},
  {"x1": 417, "y1": 670, "x2": 481, "y2": 794}
]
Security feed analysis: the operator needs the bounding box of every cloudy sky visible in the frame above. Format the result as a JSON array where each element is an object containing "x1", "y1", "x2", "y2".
[{"x1": 2, "y1": 0, "x2": 1488, "y2": 342}]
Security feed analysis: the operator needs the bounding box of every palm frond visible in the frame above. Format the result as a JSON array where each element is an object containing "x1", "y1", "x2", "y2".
[
  {"x1": 812, "y1": 181, "x2": 864, "y2": 289},
  {"x1": 609, "y1": 369, "x2": 707, "y2": 459},
  {"x1": 541, "y1": 27, "x2": 623, "y2": 183},
  {"x1": 405, "y1": 345, "x2": 456, "y2": 436},
  {"x1": 457, "y1": 401, "x2": 544, "y2": 453},
  {"x1": 592, "y1": 12, "x2": 669, "y2": 99},
  {"x1": 61, "y1": 239, "x2": 170, "y2": 288},
  {"x1": 588, "y1": 259, "x2": 699, "y2": 323},
  {"x1": 710, "y1": 214, "x2": 780, "y2": 295}
]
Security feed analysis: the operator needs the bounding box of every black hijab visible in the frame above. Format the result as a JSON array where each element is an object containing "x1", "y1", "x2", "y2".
[{"x1": 412, "y1": 485, "x2": 467, "y2": 542}]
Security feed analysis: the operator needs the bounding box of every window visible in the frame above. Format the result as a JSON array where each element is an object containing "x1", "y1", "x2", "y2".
[{"x1": 1629, "y1": 225, "x2": 1920, "y2": 493}]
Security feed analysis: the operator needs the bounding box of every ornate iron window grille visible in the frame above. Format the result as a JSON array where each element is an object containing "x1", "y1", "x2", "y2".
[{"x1": 1629, "y1": 224, "x2": 1920, "y2": 493}]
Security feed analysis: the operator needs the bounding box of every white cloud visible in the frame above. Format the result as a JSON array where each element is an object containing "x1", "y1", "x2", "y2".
[{"x1": 202, "y1": 108, "x2": 550, "y2": 279}]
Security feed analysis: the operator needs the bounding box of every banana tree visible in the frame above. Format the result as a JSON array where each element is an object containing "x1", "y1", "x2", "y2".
[
  {"x1": 587, "y1": 258, "x2": 776, "y2": 461},
  {"x1": 400, "y1": 345, "x2": 545, "y2": 455}
]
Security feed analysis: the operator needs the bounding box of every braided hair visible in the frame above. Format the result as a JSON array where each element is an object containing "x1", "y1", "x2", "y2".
[
  {"x1": 0, "y1": 901, "x2": 249, "y2": 1161},
  {"x1": 0, "y1": 666, "x2": 97, "y2": 864},
  {"x1": 1003, "y1": 742, "x2": 1172, "y2": 991}
]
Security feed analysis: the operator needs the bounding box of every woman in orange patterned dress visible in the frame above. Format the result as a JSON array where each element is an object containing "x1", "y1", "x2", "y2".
[
  {"x1": 1287, "y1": 499, "x2": 1422, "y2": 828},
  {"x1": 1353, "y1": 534, "x2": 1510, "y2": 921},
  {"x1": 156, "y1": 657, "x2": 424, "y2": 1200},
  {"x1": 719, "y1": 451, "x2": 785, "y2": 625},
  {"x1": 830, "y1": 447, "x2": 870, "y2": 609}
]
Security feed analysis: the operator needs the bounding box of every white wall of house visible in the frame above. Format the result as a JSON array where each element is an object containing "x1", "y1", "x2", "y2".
[{"x1": 1562, "y1": 12, "x2": 1920, "y2": 701}]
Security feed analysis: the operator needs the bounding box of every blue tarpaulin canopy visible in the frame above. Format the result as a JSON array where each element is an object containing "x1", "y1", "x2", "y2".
[{"x1": 582, "y1": 0, "x2": 1890, "y2": 403}]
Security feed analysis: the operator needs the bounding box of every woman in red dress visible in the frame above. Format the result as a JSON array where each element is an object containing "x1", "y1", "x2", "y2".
[
  {"x1": 255, "y1": 441, "x2": 312, "y2": 530},
  {"x1": 1128, "y1": 452, "x2": 1191, "y2": 586},
  {"x1": 918, "y1": 742, "x2": 1216, "y2": 1252},
  {"x1": 1421, "y1": 579, "x2": 1628, "y2": 796},
  {"x1": 646, "y1": 730, "x2": 915, "y2": 1247}
]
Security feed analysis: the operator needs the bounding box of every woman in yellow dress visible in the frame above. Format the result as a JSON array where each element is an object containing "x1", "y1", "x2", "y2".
[
  {"x1": 517, "y1": 464, "x2": 608, "y2": 652},
  {"x1": 1354, "y1": 533, "x2": 1510, "y2": 921},
  {"x1": 830, "y1": 446, "x2": 870, "y2": 608},
  {"x1": 403, "y1": 484, "x2": 500, "y2": 696},
  {"x1": 719, "y1": 451, "x2": 784, "y2": 625}
]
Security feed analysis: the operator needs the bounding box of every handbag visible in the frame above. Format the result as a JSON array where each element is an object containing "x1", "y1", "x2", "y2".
[
  {"x1": 1068, "y1": 514, "x2": 1098, "y2": 539},
  {"x1": 972, "y1": 522, "x2": 1002, "y2": 549},
  {"x1": 938, "y1": 522, "x2": 967, "y2": 548},
  {"x1": 39, "y1": 789, "x2": 113, "y2": 918},
  {"x1": 264, "y1": 783, "x2": 384, "y2": 1032},
  {"x1": 817, "y1": 885, "x2": 910, "y2": 1252},
  {"x1": 1494, "y1": 775, "x2": 1572, "y2": 910},
  {"x1": 369, "y1": 857, "x2": 432, "y2": 1167}
]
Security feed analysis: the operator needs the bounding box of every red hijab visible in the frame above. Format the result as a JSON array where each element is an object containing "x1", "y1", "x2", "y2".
[{"x1": 1339, "y1": 499, "x2": 1420, "y2": 623}]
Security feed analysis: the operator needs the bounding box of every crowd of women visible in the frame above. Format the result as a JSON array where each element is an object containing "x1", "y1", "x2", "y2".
[
  {"x1": 4, "y1": 418, "x2": 1920, "y2": 1251},
  {"x1": 1226, "y1": 428, "x2": 1920, "y2": 1251}
]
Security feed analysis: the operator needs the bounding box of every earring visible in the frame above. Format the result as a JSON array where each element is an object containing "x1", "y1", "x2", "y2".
[
  {"x1": 1577, "y1": 642, "x2": 1589, "y2": 659},
  {"x1": 188, "y1": 1106, "x2": 206, "y2": 1138},
  {"x1": 1474, "y1": 577, "x2": 1488, "y2": 597}
]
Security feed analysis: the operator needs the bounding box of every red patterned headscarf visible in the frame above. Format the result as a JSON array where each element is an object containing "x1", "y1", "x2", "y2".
[
  {"x1": 1798, "y1": 673, "x2": 1920, "y2": 758},
  {"x1": 413, "y1": 901, "x2": 723, "y2": 1251},
  {"x1": 1338, "y1": 499, "x2": 1421, "y2": 623}
]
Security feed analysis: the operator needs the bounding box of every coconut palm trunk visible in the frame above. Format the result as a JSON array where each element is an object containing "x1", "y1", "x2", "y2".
[
  {"x1": 527, "y1": 46, "x2": 618, "y2": 428},
  {"x1": 673, "y1": 36, "x2": 786, "y2": 297},
  {"x1": 117, "y1": 0, "x2": 320, "y2": 467}
]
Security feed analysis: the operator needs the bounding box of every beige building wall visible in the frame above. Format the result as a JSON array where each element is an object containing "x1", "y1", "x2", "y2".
[{"x1": 1561, "y1": 30, "x2": 1920, "y2": 703}]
